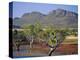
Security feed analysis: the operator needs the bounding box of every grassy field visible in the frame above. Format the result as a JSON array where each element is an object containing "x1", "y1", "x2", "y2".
[{"x1": 62, "y1": 35, "x2": 78, "y2": 44}]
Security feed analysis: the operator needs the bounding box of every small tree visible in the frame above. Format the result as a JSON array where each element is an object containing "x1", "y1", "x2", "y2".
[
  {"x1": 13, "y1": 29, "x2": 23, "y2": 51},
  {"x1": 22, "y1": 21, "x2": 42, "y2": 48},
  {"x1": 47, "y1": 30, "x2": 65, "y2": 56},
  {"x1": 23, "y1": 24, "x2": 35, "y2": 48}
]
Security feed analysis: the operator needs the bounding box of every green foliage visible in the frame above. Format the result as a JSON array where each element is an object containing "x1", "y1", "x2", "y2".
[
  {"x1": 13, "y1": 30, "x2": 25, "y2": 40},
  {"x1": 22, "y1": 24, "x2": 35, "y2": 36},
  {"x1": 48, "y1": 32, "x2": 57, "y2": 47},
  {"x1": 13, "y1": 21, "x2": 78, "y2": 49}
]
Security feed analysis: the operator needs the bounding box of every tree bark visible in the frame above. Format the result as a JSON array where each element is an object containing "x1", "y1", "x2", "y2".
[
  {"x1": 48, "y1": 47, "x2": 57, "y2": 56},
  {"x1": 16, "y1": 44, "x2": 20, "y2": 51},
  {"x1": 48, "y1": 39, "x2": 64, "y2": 56}
]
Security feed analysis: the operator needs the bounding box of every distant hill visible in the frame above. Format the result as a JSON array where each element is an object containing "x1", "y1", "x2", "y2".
[{"x1": 13, "y1": 9, "x2": 78, "y2": 28}]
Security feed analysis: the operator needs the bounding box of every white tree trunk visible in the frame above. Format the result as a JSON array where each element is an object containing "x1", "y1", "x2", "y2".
[{"x1": 30, "y1": 36, "x2": 33, "y2": 48}]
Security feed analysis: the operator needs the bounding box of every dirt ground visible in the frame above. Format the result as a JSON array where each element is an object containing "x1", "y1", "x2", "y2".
[{"x1": 13, "y1": 36, "x2": 78, "y2": 57}]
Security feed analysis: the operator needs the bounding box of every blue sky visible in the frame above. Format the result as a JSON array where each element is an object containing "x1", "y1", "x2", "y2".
[{"x1": 10, "y1": 2, "x2": 78, "y2": 18}]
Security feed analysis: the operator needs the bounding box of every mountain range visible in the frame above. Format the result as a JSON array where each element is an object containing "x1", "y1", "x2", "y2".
[{"x1": 13, "y1": 9, "x2": 78, "y2": 28}]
